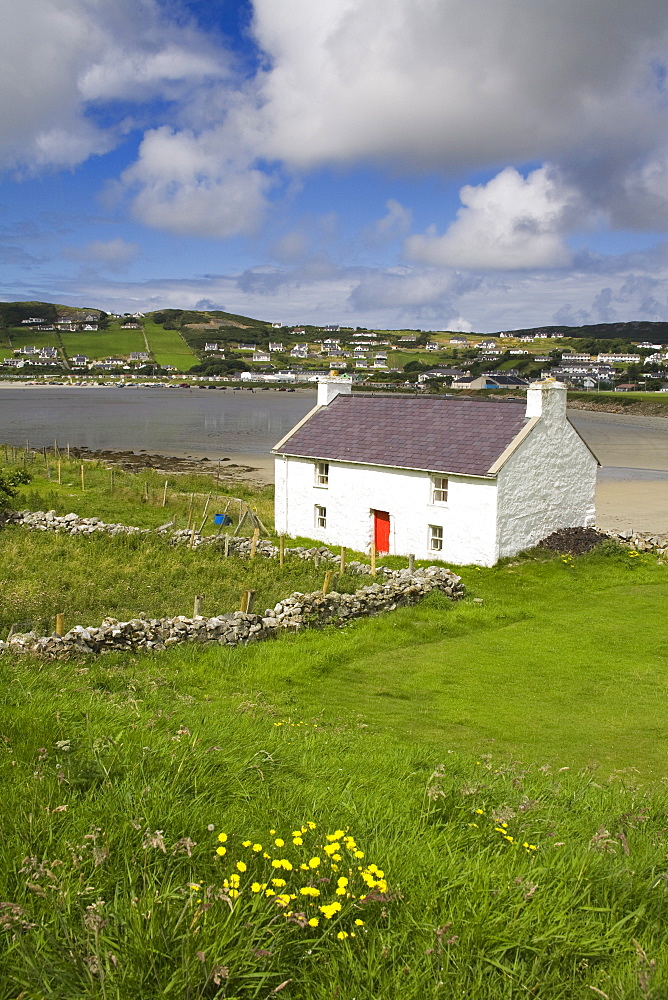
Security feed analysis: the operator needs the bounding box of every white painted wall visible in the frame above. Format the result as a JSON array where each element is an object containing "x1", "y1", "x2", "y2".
[
  {"x1": 274, "y1": 454, "x2": 499, "y2": 565},
  {"x1": 496, "y1": 385, "x2": 597, "y2": 558}
]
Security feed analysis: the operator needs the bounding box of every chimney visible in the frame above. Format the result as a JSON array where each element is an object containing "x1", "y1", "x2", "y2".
[
  {"x1": 317, "y1": 376, "x2": 353, "y2": 406},
  {"x1": 526, "y1": 378, "x2": 567, "y2": 421}
]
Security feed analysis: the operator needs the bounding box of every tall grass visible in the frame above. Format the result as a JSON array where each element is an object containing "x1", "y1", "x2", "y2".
[
  {"x1": 2, "y1": 445, "x2": 275, "y2": 530},
  {"x1": 0, "y1": 528, "x2": 360, "y2": 637},
  {"x1": 1, "y1": 646, "x2": 667, "y2": 998}
]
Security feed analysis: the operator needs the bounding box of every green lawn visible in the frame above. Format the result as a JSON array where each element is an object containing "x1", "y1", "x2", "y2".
[
  {"x1": 143, "y1": 320, "x2": 200, "y2": 369},
  {"x1": 8, "y1": 328, "x2": 61, "y2": 351},
  {"x1": 60, "y1": 325, "x2": 146, "y2": 359}
]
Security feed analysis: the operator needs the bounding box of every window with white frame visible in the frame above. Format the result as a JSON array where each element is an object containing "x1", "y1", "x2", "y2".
[
  {"x1": 315, "y1": 461, "x2": 329, "y2": 486},
  {"x1": 315, "y1": 505, "x2": 327, "y2": 529},
  {"x1": 429, "y1": 524, "x2": 443, "y2": 551},
  {"x1": 432, "y1": 476, "x2": 448, "y2": 503}
]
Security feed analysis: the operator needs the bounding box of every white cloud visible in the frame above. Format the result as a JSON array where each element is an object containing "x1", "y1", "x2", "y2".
[
  {"x1": 369, "y1": 199, "x2": 413, "y2": 243},
  {"x1": 0, "y1": 0, "x2": 229, "y2": 170},
  {"x1": 7, "y1": 243, "x2": 668, "y2": 333},
  {"x1": 122, "y1": 126, "x2": 271, "y2": 238},
  {"x1": 251, "y1": 0, "x2": 668, "y2": 171},
  {"x1": 405, "y1": 166, "x2": 579, "y2": 270},
  {"x1": 66, "y1": 238, "x2": 139, "y2": 270}
]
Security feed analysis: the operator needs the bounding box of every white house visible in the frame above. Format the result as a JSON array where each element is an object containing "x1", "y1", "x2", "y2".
[{"x1": 273, "y1": 378, "x2": 598, "y2": 567}]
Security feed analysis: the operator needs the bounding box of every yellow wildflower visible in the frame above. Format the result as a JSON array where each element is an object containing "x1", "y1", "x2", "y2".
[
  {"x1": 216, "y1": 846, "x2": 226, "y2": 856},
  {"x1": 355, "y1": 919, "x2": 365, "y2": 926},
  {"x1": 319, "y1": 901, "x2": 342, "y2": 919},
  {"x1": 242, "y1": 840, "x2": 252, "y2": 847},
  {"x1": 337, "y1": 931, "x2": 349, "y2": 940},
  {"x1": 236, "y1": 861, "x2": 247, "y2": 873},
  {"x1": 293, "y1": 837, "x2": 304, "y2": 846},
  {"x1": 274, "y1": 838, "x2": 285, "y2": 847},
  {"x1": 300, "y1": 886, "x2": 320, "y2": 897},
  {"x1": 307, "y1": 821, "x2": 316, "y2": 829},
  {"x1": 271, "y1": 878, "x2": 287, "y2": 887},
  {"x1": 308, "y1": 857, "x2": 321, "y2": 868},
  {"x1": 217, "y1": 832, "x2": 228, "y2": 843},
  {"x1": 251, "y1": 882, "x2": 261, "y2": 893},
  {"x1": 252, "y1": 843, "x2": 262, "y2": 852}
]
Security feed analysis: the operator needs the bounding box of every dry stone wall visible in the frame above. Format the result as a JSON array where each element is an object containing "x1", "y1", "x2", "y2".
[
  {"x1": 1, "y1": 566, "x2": 464, "y2": 659},
  {"x1": 604, "y1": 529, "x2": 668, "y2": 556},
  {"x1": 2, "y1": 510, "x2": 371, "y2": 569},
  {"x1": 0, "y1": 509, "x2": 464, "y2": 659}
]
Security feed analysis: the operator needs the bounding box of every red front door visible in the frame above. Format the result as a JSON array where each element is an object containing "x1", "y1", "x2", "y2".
[{"x1": 373, "y1": 510, "x2": 391, "y2": 554}]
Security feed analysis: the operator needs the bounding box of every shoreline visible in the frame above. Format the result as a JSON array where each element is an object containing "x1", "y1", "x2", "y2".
[{"x1": 68, "y1": 445, "x2": 276, "y2": 486}]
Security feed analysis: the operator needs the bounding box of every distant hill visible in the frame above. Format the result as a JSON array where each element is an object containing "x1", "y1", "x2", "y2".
[
  {"x1": 504, "y1": 321, "x2": 668, "y2": 344},
  {"x1": 1, "y1": 300, "x2": 667, "y2": 344}
]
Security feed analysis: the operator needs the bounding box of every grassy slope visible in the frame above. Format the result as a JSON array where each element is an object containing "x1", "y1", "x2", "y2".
[
  {"x1": 60, "y1": 326, "x2": 146, "y2": 358},
  {"x1": 3, "y1": 464, "x2": 668, "y2": 996},
  {"x1": 143, "y1": 320, "x2": 200, "y2": 369}
]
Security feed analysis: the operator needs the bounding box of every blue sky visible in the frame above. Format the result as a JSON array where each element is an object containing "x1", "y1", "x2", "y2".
[{"x1": 1, "y1": 0, "x2": 668, "y2": 332}]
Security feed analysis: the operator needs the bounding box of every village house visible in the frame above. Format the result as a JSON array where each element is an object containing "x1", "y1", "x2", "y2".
[{"x1": 273, "y1": 377, "x2": 597, "y2": 566}]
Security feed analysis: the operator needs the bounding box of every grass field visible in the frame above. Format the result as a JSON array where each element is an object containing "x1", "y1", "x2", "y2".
[
  {"x1": 8, "y1": 329, "x2": 61, "y2": 351},
  {"x1": 2, "y1": 456, "x2": 668, "y2": 997},
  {"x1": 60, "y1": 326, "x2": 146, "y2": 359},
  {"x1": 143, "y1": 320, "x2": 200, "y2": 369}
]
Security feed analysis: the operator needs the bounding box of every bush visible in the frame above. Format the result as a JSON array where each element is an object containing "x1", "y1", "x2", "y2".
[{"x1": 0, "y1": 469, "x2": 30, "y2": 510}]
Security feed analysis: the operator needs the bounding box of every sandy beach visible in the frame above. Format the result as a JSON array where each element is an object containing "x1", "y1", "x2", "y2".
[{"x1": 568, "y1": 410, "x2": 668, "y2": 533}]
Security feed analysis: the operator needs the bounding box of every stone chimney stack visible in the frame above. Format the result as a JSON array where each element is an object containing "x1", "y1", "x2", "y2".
[
  {"x1": 317, "y1": 376, "x2": 353, "y2": 406},
  {"x1": 526, "y1": 378, "x2": 567, "y2": 422}
]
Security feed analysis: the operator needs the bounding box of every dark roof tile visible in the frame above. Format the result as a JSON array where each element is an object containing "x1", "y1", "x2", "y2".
[{"x1": 274, "y1": 395, "x2": 528, "y2": 476}]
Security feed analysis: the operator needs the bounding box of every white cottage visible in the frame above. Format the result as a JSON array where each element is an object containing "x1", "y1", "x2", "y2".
[{"x1": 273, "y1": 378, "x2": 598, "y2": 566}]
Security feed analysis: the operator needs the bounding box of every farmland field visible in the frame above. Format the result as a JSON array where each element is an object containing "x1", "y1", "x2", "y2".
[
  {"x1": 143, "y1": 320, "x2": 200, "y2": 368},
  {"x1": 60, "y1": 326, "x2": 146, "y2": 358}
]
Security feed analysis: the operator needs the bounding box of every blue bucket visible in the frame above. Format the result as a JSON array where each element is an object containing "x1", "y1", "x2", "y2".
[{"x1": 214, "y1": 513, "x2": 232, "y2": 526}]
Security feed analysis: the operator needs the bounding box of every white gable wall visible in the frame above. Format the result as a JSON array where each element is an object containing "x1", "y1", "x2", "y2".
[
  {"x1": 496, "y1": 409, "x2": 597, "y2": 559},
  {"x1": 274, "y1": 454, "x2": 499, "y2": 565}
]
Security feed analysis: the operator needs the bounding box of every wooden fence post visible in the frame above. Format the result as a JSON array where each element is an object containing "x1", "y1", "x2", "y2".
[
  {"x1": 245, "y1": 590, "x2": 256, "y2": 613},
  {"x1": 408, "y1": 553, "x2": 415, "y2": 573},
  {"x1": 250, "y1": 527, "x2": 259, "y2": 559},
  {"x1": 224, "y1": 534, "x2": 230, "y2": 557},
  {"x1": 193, "y1": 595, "x2": 204, "y2": 618},
  {"x1": 198, "y1": 493, "x2": 212, "y2": 534},
  {"x1": 57, "y1": 460, "x2": 62, "y2": 485},
  {"x1": 109, "y1": 468, "x2": 114, "y2": 494},
  {"x1": 322, "y1": 570, "x2": 333, "y2": 595},
  {"x1": 339, "y1": 546, "x2": 347, "y2": 573},
  {"x1": 279, "y1": 534, "x2": 285, "y2": 567},
  {"x1": 370, "y1": 543, "x2": 377, "y2": 576},
  {"x1": 55, "y1": 613, "x2": 65, "y2": 637},
  {"x1": 162, "y1": 480, "x2": 168, "y2": 507},
  {"x1": 80, "y1": 463, "x2": 85, "y2": 491}
]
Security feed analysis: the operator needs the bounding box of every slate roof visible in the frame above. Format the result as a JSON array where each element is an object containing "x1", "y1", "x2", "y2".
[{"x1": 274, "y1": 395, "x2": 529, "y2": 477}]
